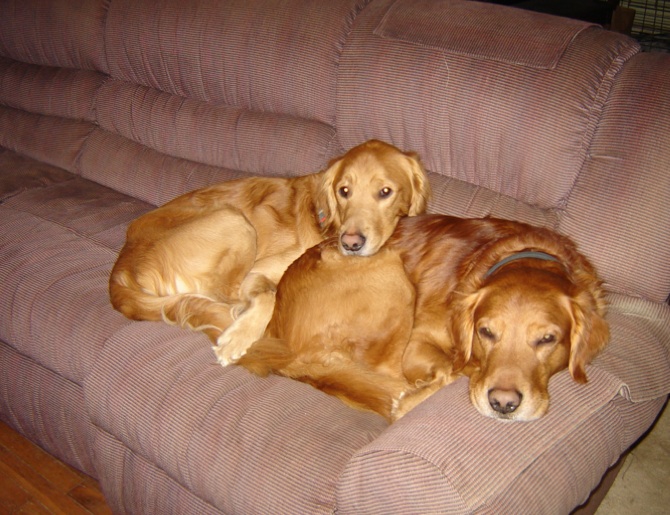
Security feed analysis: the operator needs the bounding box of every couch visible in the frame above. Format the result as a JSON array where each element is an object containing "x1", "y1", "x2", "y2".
[{"x1": 1, "y1": 0, "x2": 669, "y2": 513}]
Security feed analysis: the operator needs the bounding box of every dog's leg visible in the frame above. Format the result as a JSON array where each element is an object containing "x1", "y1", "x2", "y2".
[
  {"x1": 392, "y1": 338, "x2": 456, "y2": 419},
  {"x1": 213, "y1": 252, "x2": 300, "y2": 366},
  {"x1": 162, "y1": 294, "x2": 236, "y2": 341},
  {"x1": 391, "y1": 377, "x2": 448, "y2": 420},
  {"x1": 213, "y1": 272, "x2": 277, "y2": 365},
  {"x1": 401, "y1": 337, "x2": 454, "y2": 386},
  {"x1": 304, "y1": 365, "x2": 408, "y2": 421}
]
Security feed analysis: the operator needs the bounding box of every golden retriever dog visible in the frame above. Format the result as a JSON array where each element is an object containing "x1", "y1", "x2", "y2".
[
  {"x1": 239, "y1": 215, "x2": 609, "y2": 421},
  {"x1": 109, "y1": 140, "x2": 430, "y2": 365}
]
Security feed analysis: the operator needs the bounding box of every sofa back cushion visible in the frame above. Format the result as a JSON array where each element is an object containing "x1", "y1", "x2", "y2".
[
  {"x1": 0, "y1": 0, "x2": 108, "y2": 71},
  {"x1": 338, "y1": 0, "x2": 639, "y2": 210},
  {"x1": 560, "y1": 52, "x2": 670, "y2": 302},
  {"x1": 336, "y1": 0, "x2": 670, "y2": 302},
  {"x1": 104, "y1": 0, "x2": 367, "y2": 125},
  {"x1": 0, "y1": 0, "x2": 371, "y2": 209}
]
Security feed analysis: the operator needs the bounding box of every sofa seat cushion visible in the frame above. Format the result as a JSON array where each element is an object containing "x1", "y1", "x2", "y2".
[
  {"x1": 83, "y1": 284, "x2": 670, "y2": 513},
  {"x1": 84, "y1": 322, "x2": 388, "y2": 514},
  {"x1": 91, "y1": 426, "x2": 226, "y2": 515},
  {"x1": 0, "y1": 340, "x2": 99, "y2": 476},
  {"x1": 0, "y1": 149, "x2": 74, "y2": 202},
  {"x1": 0, "y1": 175, "x2": 151, "y2": 384}
]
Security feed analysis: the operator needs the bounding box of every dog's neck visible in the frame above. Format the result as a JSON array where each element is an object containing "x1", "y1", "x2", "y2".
[{"x1": 484, "y1": 251, "x2": 561, "y2": 279}]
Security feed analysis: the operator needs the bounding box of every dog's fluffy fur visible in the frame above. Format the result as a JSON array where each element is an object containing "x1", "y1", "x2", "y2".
[
  {"x1": 109, "y1": 140, "x2": 430, "y2": 365},
  {"x1": 239, "y1": 215, "x2": 609, "y2": 421}
]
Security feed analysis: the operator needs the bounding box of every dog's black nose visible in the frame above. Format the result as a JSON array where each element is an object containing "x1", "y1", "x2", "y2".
[
  {"x1": 341, "y1": 232, "x2": 366, "y2": 252},
  {"x1": 488, "y1": 388, "x2": 522, "y2": 415}
]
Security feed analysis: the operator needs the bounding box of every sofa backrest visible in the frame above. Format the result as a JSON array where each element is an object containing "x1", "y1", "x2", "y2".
[
  {"x1": 561, "y1": 51, "x2": 670, "y2": 302},
  {"x1": 1, "y1": 0, "x2": 669, "y2": 303},
  {"x1": 338, "y1": 0, "x2": 635, "y2": 213},
  {"x1": 335, "y1": 0, "x2": 670, "y2": 303},
  {"x1": 0, "y1": 0, "x2": 368, "y2": 207}
]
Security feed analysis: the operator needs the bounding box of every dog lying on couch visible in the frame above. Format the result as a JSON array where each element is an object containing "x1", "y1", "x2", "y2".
[
  {"x1": 109, "y1": 140, "x2": 431, "y2": 365},
  {"x1": 240, "y1": 214, "x2": 610, "y2": 421}
]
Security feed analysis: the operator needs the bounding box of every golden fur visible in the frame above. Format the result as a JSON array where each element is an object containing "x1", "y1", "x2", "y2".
[
  {"x1": 239, "y1": 215, "x2": 609, "y2": 421},
  {"x1": 109, "y1": 140, "x2": 430, "y2": 365}
]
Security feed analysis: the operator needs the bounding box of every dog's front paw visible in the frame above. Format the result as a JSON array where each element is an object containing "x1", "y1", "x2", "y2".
[
  {"x1": 212, "y1": 337, "x2": 248, "y2": 367},
  {"x1": 212, "y1": 321, "x2": 258, "y2": 366},
  {"x1": 212, "y1": 343, "x2": 247, "y2": 367}
]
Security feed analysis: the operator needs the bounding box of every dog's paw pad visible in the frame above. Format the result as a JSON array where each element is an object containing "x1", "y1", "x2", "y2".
[
  {"x1": 212, "y1": 343, "x2": 248, "y2": 367},
  {"x1": 213, "y1": 326, "x2": 254, "y2": 366}
]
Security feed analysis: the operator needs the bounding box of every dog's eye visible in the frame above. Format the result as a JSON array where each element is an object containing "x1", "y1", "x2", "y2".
[
  {"x1": 379, "y1": 187, "x2": 393, "y2": 198},
  {"x1": 478, "y1": 327, "x2": 495, "y2": 340},
  {"x1": 537, "y1": 334, "x2": 556, "y2": 345},
  {"x1": 338, "y1": 186, "x2": 350, "y2": 199}
]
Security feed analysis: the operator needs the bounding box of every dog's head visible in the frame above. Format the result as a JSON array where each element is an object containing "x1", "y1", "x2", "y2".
[
  {"x1": 319, "y1": 140, "x2": 430, "y2": 256},
  {"x1": 449, "y1": 231, "x2": 609, "y2": 421}
]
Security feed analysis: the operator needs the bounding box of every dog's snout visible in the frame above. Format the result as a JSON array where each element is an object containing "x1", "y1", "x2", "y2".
[
  {"x1": 488, "y1": 388, "x2": 522, "y2": 415},
  {"x1": 341, "y1": 232, "x2": 366, "y2": 253}
]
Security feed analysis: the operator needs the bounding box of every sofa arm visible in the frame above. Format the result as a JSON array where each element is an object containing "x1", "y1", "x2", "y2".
[
  {"x1": 336, "y1": 293, "x2": 670, "y2": 513},
  {"x1": 560, "y1": 51, "x2": 670, "y2": 303},
  {"x1": 336, "y1": 375, "x2": 664, "y2": 513}
]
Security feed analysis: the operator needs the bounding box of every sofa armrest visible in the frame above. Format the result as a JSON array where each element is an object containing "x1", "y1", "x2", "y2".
[
  {"x1": 336, "y1": 376, "x2": 664, "y2": 513},
  {"x1": 560, "y1": 52, "x2": 670, "y2": 303},
  {"x1": 336, "y1": 294, "x2": 670, "y2": 513}
]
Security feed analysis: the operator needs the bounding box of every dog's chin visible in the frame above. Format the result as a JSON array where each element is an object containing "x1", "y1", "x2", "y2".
[
  {"x1": 470, "y1": 389, "x2": 547, "y2": 422},
  {"x1": 480, "y1": 409, "x2": 538, "y2": 422},
  {"x1": 338, "y1": 242, "x2": 380, "y2": 257}
]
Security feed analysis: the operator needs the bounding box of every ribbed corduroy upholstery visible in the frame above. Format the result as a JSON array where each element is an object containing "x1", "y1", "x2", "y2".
[
  {"x1": 337, "y1": 0, "x2": 639, "y2": 208},
  {"x1": 560, "y1": 51, "x2": 670, "y2": 301},
  {"x1": 103, "y1": 0, "x2": 366, "y2": 124},
  {"x1": 85, "y1": 323, "x2": 387, "y2": 514},
  {"x1": 0, "y1": 0, "x2": 109, "y2": 71},
  {"x1": 0, "y1": 0, "x2": 669, "y2": 513},
  {"x1": 0, "y1": 342, "x2": 98, "y2": 475}
]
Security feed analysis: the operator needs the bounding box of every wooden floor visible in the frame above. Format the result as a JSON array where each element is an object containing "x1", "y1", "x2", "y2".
[{"x1": 0, "y1": 421, "x2": 111, "y2": 514}]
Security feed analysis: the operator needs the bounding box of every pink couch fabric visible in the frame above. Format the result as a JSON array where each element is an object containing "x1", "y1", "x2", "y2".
[{"x1": 1, "y1": 0, "x2": 669, "y2": 513}]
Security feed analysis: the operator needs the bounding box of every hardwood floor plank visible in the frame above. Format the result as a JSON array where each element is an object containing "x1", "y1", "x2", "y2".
[
  {"x1": 0, "y1": 423, "x2": 85, "y2": 493},
  {"x1": 69, "y1": 483, "x2": 113, "y2": 515},
  {"x1": 16, "y1": 499, "x2": 53, "y2": 514},
  {"x1": 0, "y1": 471, "x2": 33, "y2": 511},
  {"x1": 0, "y1": 421, "x2": 112, "y2": 514},
  {"x1": 0, "y1": 445, "x2": 92, "y2": 515}
]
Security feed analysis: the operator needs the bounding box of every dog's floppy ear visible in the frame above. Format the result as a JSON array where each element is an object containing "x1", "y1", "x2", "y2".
[
  {"x1": 403, "y1": 151, "x2": 431, "y2": 216},
  {"x1": 448, "y1": 290, "x2": 482, "y2": 372},
  {"x1": 316, "y1": 158, "x2": 344, "y2": 232},
  {"x1": 568, "y1": 290, "x2": 610, "y2": 383}
]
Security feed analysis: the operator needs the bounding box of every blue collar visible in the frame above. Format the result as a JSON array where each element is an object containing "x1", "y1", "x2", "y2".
[{"x1": 483, "y1": 251, "x2": 561, "y2": 279}]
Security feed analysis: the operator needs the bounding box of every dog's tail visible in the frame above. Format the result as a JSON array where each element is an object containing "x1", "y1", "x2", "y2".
[
  {"x1": 109, "y1": 276, "x2": 234, "y2": 341},
  {"x1": 236, "y1": 337, "x2": 295, "y2": 376}
]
